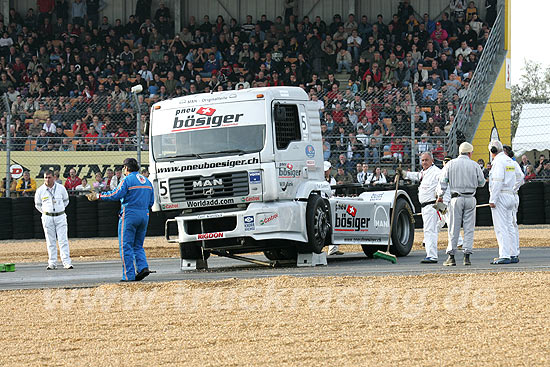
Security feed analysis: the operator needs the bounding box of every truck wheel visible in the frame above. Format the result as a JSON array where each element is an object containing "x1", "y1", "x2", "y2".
[
  {"x1": 303, "y1": 195, "x2": 330, "y2": 254},
  {"x1": 389, "y1": 198, "x2": 414, "y2": 257},
  {"x1": 179, "y1": 241, "x2": 210, "y2": 260},
  {"x1": 361, "y1": 245, "x2": 385, "y2": 258}
]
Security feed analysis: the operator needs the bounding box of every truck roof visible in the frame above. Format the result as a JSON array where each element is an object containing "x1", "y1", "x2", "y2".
[{"x1": 151, "y1": 86, "x2": 309, "y2": 110}]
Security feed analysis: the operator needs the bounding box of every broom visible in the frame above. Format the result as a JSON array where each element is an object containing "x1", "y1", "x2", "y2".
[{"x1": 373, "y1": 167, "x2": 400, "y2": 263}]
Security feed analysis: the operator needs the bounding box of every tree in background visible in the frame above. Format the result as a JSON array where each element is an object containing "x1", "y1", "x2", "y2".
[{"x1": 512, "y1": 60, "x2": 550, "y2": 137}]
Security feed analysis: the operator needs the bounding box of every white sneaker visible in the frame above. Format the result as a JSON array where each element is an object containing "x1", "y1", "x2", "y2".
[
  {"x1": 46, "y1": 264, "x2": 57, "y2": 270},
  {"x1": 63, "y1": 264, "x2": 74, "y2": 269}
]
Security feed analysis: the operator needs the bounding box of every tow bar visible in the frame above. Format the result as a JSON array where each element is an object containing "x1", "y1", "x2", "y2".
[{"x1": 209, "y1": 250, "x2": 281, "y2": 268}]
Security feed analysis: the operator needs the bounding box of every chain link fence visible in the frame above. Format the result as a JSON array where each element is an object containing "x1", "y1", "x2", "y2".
[
  {"x1": 0, "y1": 93, "x2": 150, "y2": 197},
  {"x1": 0, "y1": 80, "x2": 462, "y2": 195},
  {"x1": 311, "y1": 82, "x2": 454, "y2": 178}
]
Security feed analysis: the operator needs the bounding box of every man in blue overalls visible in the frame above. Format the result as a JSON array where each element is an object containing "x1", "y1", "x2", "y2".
[{"x1": 88, "y1": 158, "x2": 155, "y2": 281}]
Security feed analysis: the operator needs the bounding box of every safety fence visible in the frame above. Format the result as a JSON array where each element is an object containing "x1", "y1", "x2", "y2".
[
  {"x1": 308, "y1": 84, "x2": 459, "y2": 172},
  {"x1": 0, "y1": 195, "x2": 173, "y2": 241},
  {"x1": 0, "y1": 181, "x2": 548, "y2": 241}
]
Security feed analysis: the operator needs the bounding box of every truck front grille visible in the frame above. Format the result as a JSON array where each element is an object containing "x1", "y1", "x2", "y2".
[{"x1": 169, "y1": 171, "x2": 249, "y2": 202}]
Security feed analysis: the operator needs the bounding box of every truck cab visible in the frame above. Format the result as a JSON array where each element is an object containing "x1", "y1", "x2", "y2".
[{"x1": 149, "y1": 87, "x2": 414, "y2": 266}]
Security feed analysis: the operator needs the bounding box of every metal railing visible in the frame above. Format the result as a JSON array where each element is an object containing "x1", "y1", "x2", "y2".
[{"x1": 448, "y1": 5, "x2": 506, "y2": 156}]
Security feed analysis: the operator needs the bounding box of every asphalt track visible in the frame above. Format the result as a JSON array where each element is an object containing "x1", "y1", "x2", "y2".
[{"x1": 1, "y1": 247, "x2": 549, "y2": 290}]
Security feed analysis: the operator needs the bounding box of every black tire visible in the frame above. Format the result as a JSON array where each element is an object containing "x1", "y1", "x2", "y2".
[
  {"x1": 389, "y1": 197, "x2": 414, "y2": 257},
  {"x1": 11, "y1": 197, "x2": 35, "y2": 216},
  {"x1": 147, "y1": 211, "x2": 166, "y2": 236},
  {"x1": 361, "y1": 245, "x2": 385, "y2": 258},
  {"x1": 0, "y1": 198, "x2": 13, "y2": 239},
  {"x1": 302, "y1": 194, "x2": 330, "y2": 254},
  {"x1": 179, "y1": 241, "x2": 210, "y2": 260}
]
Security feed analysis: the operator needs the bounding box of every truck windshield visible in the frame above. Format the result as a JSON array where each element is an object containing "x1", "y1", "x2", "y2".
[{"x1": 152, "y1": 125, "x2": 265, "y2": 160}]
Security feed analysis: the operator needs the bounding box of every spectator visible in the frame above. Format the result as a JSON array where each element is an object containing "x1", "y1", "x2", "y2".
[
  {"x1": 422, "y1": 82, "x2": 438, "y2": 102},
  {"x1": 357, "y1": 163, "x2": 371, "y2": 184},
  {"x1": 519, "y1": 155, "x2": 531, "y2": 174},
  {"x1": 35, "y1": 129, "x2": 50, "y2": 151},
  {"x1": 43, "y1": 118, "x2": 57, "y2": 135},
  {"x1": 336, "y1": 48, "x2": 352, "y2": 73},
  {"x1": 82, "y1": 126, "x2": 99, "y2": 151},
  {"x1": 64, "y1": 168, "x2": 82, "y2": 191},
  {"x1": 0, "y1": 177, "x2": 18, "y2": 198},
  {"x1": 334, "y1": 166, "x2": 354, "y2": 185},
  {"x1": 71, "y1": 0, "x2": 86, "y2": 26},
  {"x1": 103, "y1": 168, "x2": 115, "y2": 191},
  {"x1": 524, "y1": 165, "x2": 536, "y2": 181},
  {"x1": 92, "y1": 172, "x2": 106, "y2": 191},
  {"x1": 365, "y1": 137, "x2": 380, "y2": 164},
  {"x1": 535, "y1": 155, "x2": 546, "y2": 174},
  {"x1": 336, "y1": 153, "x2": 353, "y2": 174},
  {"x1": 110, "y1": 167, "x2": 124, "y2": 189},
  {"x1": 455, "y1": 41, "x2": 472, "y2": 59},
  {"x1": 346, "y1": 29, "x2": 362, "y2": 62},
  {"x1": 16, "y1": 171, "x2": 37, "y2": 197},
  {"x1": 367, "y1": 167, "x2": 387, "y2": 185},
  {"x1": 538, "y1": 161, "x2": 550, "y2": 178},
  {"x1": 75, "y1": 177, "x2": 91, "y2": 193},
  {"x1": 482, "y1": 162, "x2": 491, "y2": 180}
]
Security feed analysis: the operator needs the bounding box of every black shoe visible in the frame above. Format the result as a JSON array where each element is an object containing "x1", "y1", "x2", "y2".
[
  {"x1": 463, "y1": 254, "x2": 471, "y2": 266},
  {"x1": 135, "y1": 267, "x2": 151, "y2": 281},
  {"x1": 420, "y1": 257, "x2": 438, "y2": 264},
  {"x1": 443, "y1": 255, "x2": 456, "y2": 266},
  {"x1": 510, "y1": 256, "x2": 519, "y2": 263}
]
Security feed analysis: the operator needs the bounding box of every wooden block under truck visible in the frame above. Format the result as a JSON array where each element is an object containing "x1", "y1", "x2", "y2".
[{"x1": 148, "y1": 87, "x2": 415, "y2": 268}]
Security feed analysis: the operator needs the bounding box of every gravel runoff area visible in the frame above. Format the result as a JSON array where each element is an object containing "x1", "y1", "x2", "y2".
[
  {"x1": 1, "y1": 225, "x2": 550, "y2": 263},
  {"x1": 0, "y1": 272, "x2": 549, "y2": 366}
]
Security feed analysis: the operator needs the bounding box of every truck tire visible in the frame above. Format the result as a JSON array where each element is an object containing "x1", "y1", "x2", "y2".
[
  {"x1": 389, "y1": 198, "x2": 414, "y2": 257},
  {"x1": 179, "y1": 241, "x2": 210, "y2": 260},
  {"x1": 302, "y1": 195, "x2": 330, "y2": 254}
]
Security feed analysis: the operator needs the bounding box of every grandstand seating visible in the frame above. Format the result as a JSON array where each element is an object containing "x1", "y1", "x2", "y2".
[{"x1": 0, "y1": 2, "x2": 498, "y2": 183}]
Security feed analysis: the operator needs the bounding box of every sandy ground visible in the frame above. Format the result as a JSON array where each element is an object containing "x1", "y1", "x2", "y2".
[
  {"x1": 1, "y1": 226, "x2": 549, "y2": 263},
  {"x1": 0, "y1": 272, "x2": 549, "y2": 366}
]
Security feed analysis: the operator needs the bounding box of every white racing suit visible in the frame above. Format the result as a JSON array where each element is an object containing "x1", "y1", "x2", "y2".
[
  {"x1": 489, "y1": 153, "x2": 522, "y2": 259},
  {"x1": 406, "y1": 165, "x2": 441, "y2": 259},
  {"x1": 509, "y1": 160, "x2": 524, "y2": 257}
]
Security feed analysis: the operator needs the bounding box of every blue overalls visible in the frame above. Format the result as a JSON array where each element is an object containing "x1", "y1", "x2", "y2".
[{"x1": 100, "y1": 171, "x2": 154, "y2": 280}]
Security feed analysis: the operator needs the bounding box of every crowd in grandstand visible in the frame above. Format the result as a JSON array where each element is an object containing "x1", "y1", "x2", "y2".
[
  {"x1": 0, "y1": 166, "x2": 150, "y2": 197},
  {"x1": 0, "y1": 0, "x2": 541, "y2": 186}
]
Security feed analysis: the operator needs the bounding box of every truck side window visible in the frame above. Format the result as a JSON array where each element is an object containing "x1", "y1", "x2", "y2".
[{"x1": 274, "y1": 104, "x2": 301, "y2": 150}]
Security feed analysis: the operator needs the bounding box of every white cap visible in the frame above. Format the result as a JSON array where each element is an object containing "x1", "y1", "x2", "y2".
[
  {"x1": 459, "y1": 142, "x2": 474, "y2": 154},
  {"x1": 488, "y1": 140, "x2": 503, "y2": 153},
  {"x1": 324, "y1": 161, "x2": 332, "y2": 172}
]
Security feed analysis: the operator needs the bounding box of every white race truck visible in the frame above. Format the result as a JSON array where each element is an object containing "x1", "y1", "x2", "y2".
[{"x1": 148, "y1": 87, "x2": 415, "y2": 268}]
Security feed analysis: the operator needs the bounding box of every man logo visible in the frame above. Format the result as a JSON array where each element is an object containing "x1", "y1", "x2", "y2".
[
  {"x1": 203, "y1": 187, "x2": 214, "y2": 195},
  {"x1": 193, "y1": 178, "x2": 223, "y2": 188},
  {"x1": 374, "y1": 205, "x2": 390, "y2": 228},
  {"x1": 196, "y1": 107, "x2": 216, "y2": 116}
]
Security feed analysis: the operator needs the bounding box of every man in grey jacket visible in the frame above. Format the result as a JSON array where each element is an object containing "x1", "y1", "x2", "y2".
[{"x1": 437, "y1": 142, "x2": 486, "y2": 266}]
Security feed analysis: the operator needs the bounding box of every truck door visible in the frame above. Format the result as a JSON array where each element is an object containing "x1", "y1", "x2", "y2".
[{"x1": 272, "y1": 102, "x2": 310, "y2": 198}]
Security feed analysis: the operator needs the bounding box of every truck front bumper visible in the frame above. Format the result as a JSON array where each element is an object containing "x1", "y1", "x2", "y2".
[{"x1": 166, "y1": 201, "x2": 308, "y2": 246}]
